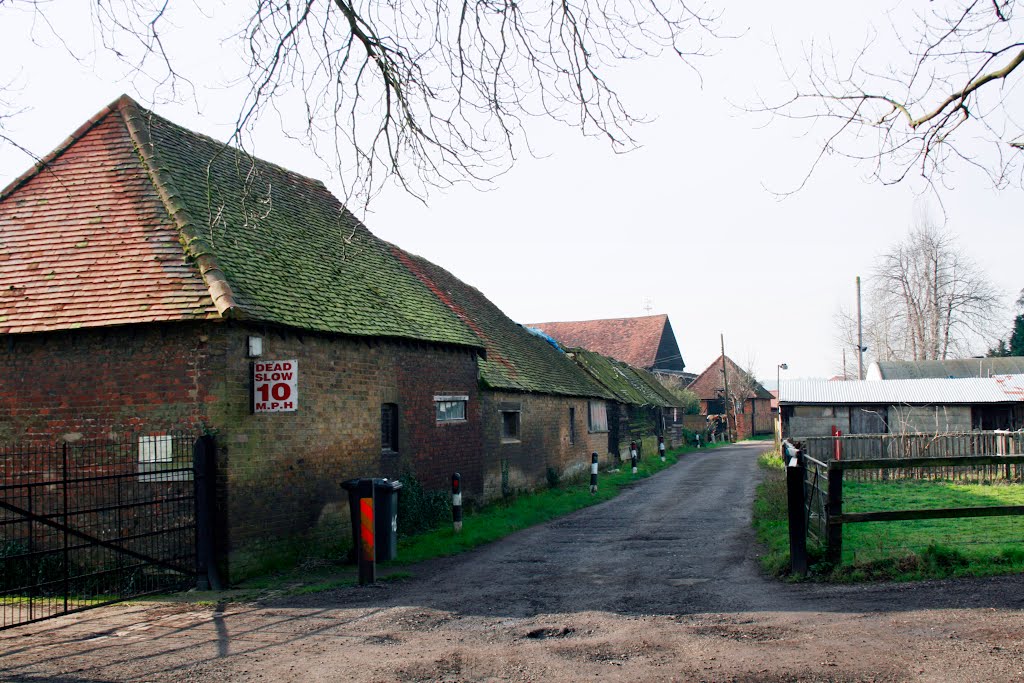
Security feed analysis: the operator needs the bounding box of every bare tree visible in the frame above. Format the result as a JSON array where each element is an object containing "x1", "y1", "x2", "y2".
[
  {"x1": 760, "y1": 0, "x2": 1023, "y2": 192},
  {"x1": 836, "y1": 218, "x2": 1002, "y2": 364},
  {"x1": 2, "y1": 0, "x2": 721, "y2": 204}
]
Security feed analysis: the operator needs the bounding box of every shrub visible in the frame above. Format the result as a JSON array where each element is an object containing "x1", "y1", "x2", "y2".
[{"x1": 397, "y1": 472, "x2": 451, "y2": 537}]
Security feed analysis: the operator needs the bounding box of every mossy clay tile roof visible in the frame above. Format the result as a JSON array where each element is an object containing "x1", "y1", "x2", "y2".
[
  {"x1": 393, "y1": 247, "x2": 612, "y2": 399},
  {"x1": 0, "y1": 100, "x2": 216, "y2": 333},
  {"x1": 567, "y1": 348, "x2": 674, "y2": 407},
  {"x1": 527, "y1": 314, "x2": 684, "y2": 371},
  {"x1": 0, "y1": 95, "x2": 482, "y2": 349},
  {"x1": 687, "y1": 355, "x2": 772, "y2": 400}
]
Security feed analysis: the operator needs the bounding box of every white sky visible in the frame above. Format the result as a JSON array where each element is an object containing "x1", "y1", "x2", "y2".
[{"x1": 1, "y1": 1, "x2": 1021, "y2": 384}]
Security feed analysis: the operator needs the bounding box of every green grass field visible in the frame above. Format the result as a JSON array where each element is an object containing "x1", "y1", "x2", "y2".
[{"x1": 753, "y1": 451, "x2": 1024, "y2": 581}]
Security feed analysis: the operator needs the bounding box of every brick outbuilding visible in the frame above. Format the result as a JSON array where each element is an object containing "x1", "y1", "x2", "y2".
[{"x1": 0, "y1": 95, "x2": 487, "y2": 579}]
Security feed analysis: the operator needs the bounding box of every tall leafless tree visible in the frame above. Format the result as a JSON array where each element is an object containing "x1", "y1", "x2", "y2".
[
  {"x1": 759, "y1": 0, "x2": 1023, "y2": 192},
  {"x1": 1, "y1": 0, "x2": 721, "y2": 204},
  {"x1": 836, "y1": 218, "x2": 1002, "y2": 364}
]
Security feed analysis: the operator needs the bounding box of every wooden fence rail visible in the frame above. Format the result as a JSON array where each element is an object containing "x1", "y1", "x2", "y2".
[
  {"x1": 783, "y1": 439, "x2": 1024, "y2": 575},
  {"x1": 801, "y1": 430, "x2": 1024, "y2": 461}
]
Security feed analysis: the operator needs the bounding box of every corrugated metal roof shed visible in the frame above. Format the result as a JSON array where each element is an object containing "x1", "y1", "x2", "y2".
[
  {"x1": 869, "y1": 358, "x2": 1024, "y2": 380},
  {"x1": 779, "y1": 375, "x2": 1024, "y2": 405}
]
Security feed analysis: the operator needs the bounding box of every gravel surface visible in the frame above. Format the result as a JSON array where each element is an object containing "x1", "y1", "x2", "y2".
[{"x1": 3, "y1": 442, "x2": 1024, "y2": 682}]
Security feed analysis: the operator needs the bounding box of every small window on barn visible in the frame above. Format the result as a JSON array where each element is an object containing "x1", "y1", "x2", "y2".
[
  {"x1": 381, "y1": 403, "x2": 399, "y2": 453},
  {"x1": 501, "y1": 410, "x2": 521, "y2": 442},
  {"x1": 138, "y1": 435, "x2": 191, "y2": 482},
  {"x1": 588, "y1": 401, "x2": 608, "y2": 433},
  {"x1": 705, "y1": 399, "x2": 726, "y2": 415},
  {"x1": 435, "y1": 395, "x2": 468, "y2": 422},
  {"x1": 569, "y1": 407, "x2": 577, "y2": 445}
]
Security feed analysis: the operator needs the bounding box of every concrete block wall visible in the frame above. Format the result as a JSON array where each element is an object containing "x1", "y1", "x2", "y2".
[{"x1": 888, "y1": 405, "x2": 972, "y2": 434}]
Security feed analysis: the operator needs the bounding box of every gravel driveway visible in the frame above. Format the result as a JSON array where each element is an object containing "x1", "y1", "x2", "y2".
[{"x1": 3, "y1": 442, "x2": 1024, "y2": 682}]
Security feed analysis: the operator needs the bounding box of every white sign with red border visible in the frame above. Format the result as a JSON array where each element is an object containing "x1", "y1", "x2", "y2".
[{"x1": 253, "y1": 360, "x2": 298, "y2": 413}]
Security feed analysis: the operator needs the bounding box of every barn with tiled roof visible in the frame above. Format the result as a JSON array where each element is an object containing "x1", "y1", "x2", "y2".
[
  {"x1": 527, "y1": 314, "x2": 685, "y2": 374},
  {"x1": 0, "y1": 95, "x2": 488, "y2": 579}
]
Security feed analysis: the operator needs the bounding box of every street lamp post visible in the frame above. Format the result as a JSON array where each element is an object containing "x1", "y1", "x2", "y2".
[{"x1": 776, "y1": 363, "x2": 788, "y2": 448}]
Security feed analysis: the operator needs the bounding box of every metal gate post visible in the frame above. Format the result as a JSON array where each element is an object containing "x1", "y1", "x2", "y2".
[
  {"x1": 193, "y1": 435, "x2": 223, "y2": 590},
  {"x1": 785, "y1": 444, "x2": 808, "y2": 576}
]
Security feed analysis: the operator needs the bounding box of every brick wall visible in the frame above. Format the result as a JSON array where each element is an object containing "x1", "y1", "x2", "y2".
[
  {"x1": 0, "y1": 323, "x2": 212, "y2": 442},
  {"x1": 0, "y1": 320, "x2": 483, "y2": 581},
  {"x1": 201, "y1": 323, "x2": 482, "y2": 579},
  {"x1": 480, "y1": 391, "x2": 605, "y2": 501}
]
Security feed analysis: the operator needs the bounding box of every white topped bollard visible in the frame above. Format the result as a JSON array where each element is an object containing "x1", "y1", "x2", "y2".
[{"x1": 451, "y1": 473, "x2": 463, "y2": 533}]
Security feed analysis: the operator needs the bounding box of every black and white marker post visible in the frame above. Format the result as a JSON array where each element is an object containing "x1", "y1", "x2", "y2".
[
  {"x1": 452, "y1": 473, "x2": 463, "y2": 533},
  {"x1": 658, "y1": 435, "x2": 666, "y2": 462},
  {"x1": 590, "y1": 452, "x2": 599, "y2": 494},
  {"x1": 630, "y1": 440, "x2": 638, "y2": 474}
]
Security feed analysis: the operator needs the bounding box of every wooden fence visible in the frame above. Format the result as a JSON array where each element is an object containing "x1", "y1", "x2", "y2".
[
  {"x1": 802, "y1": 430, "x2": 1024, "y2": 461},
  {"x1": 783, "y1": 438, "x2": 1024, "y2": 575}
]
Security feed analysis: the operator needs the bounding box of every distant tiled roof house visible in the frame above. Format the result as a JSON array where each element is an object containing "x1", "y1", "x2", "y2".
[
  {"x1": 0, "y1": 95, "x2": 489, "y2": 579},
  {"x1": 687, "y1": 355, "x2": 773, "y2": 439},
  {"x1": 527, "y1": 314, "x2": 685, "y2": 374}
]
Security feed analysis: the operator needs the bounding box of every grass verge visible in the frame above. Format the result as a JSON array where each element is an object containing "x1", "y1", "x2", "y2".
[{"x1": 752, "y1": 450, "x2": 1024, "y2": 582}]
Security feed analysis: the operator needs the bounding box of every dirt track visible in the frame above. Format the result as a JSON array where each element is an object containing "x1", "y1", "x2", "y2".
[{"x1": 4, "y1": 442, "x2": 1024, "y2": 682}]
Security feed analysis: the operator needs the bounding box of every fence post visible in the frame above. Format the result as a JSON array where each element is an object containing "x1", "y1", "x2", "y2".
[
  {"x1": 193, "y1": 435, "x2": 223, "y2": 590},
  {"x1": 785, "y1": 443, "x2": 808, "y2": 576},
  {"x1": 826, "y1": 461, "x2": 844, "y2": 566}
]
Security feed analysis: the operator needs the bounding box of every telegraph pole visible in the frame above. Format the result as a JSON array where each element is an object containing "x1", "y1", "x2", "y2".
[{"x1": 856, "y1": 276, "x2": 864, "y2": 380}]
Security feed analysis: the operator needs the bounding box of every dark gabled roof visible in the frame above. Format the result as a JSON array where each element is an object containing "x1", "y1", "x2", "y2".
[
  {"x1": 687, "y1": 355, "x2": 772, "y2": 401},
  {"x1": 393, "y1": 248, "x2": 612, "y2": 399},
  {"x1": 871, "y1": 358, "x2": 1024, "y2": 380},
  {"x1": 567, "y1": 348, "x2": 675, "y2": 407},
  {"x1": 0, "y1": 96, "x2": 482, "y2": 350},
  {"x1": 527, "y1": 314, "x2": 684, "y2": 372}
]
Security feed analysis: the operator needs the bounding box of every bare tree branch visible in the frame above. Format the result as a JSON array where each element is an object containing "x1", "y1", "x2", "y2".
[{"x1": 754, "y1": 0, "x2": 1024, "y2": 192}]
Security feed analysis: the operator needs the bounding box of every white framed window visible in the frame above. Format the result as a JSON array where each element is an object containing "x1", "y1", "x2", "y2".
[
  {"x1": 588, "y1": 401, "x2": 608, "y2": 433},
  {"x1": 435, "y1": 395, "x2": 468, "y2": 422},
  {"x1": 138, "y1": 435, "x2": 191, "y2": 482}
]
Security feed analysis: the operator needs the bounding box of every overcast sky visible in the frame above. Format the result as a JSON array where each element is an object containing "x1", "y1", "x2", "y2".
[{"x1": 2, "y1": 1, "x2": 1021, "y2": 384}]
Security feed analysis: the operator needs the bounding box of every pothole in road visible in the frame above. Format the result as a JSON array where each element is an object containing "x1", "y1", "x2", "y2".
[{"x1": 525, "y1": 626, "x2": 576, "y2": 640}]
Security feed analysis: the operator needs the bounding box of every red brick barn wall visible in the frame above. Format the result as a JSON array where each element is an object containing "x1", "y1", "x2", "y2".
[
  {"x1": 0, "y1": 322, "x2": 213, "y2": 442},
  {"x1": 203, "y1": 323, "x2": 482, "y2": 579},
  {"x1": 480, "y1": 391, "x2": 604, "y2": 501}
]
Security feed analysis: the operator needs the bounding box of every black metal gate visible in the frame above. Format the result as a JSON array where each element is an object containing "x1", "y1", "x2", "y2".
[{"x1": 0, "y1": 433, "x2": 205, "y2": 630}]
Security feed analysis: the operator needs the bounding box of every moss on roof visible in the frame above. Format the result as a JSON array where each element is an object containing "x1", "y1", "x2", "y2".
[
  {"x1": 126, "y1": 99, "x2": 481, "y2": 348},
  {"x1": 568, "y1": 348, "x2": 676, "y2": 407},
  {"x1": 394, "y1": 249, "x2": 612, "y2": 398}
]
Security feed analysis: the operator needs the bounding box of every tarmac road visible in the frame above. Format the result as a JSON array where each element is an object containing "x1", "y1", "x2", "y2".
[{"x1": 4, "y1": 441, "x2": 1024, "y2": 682}]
